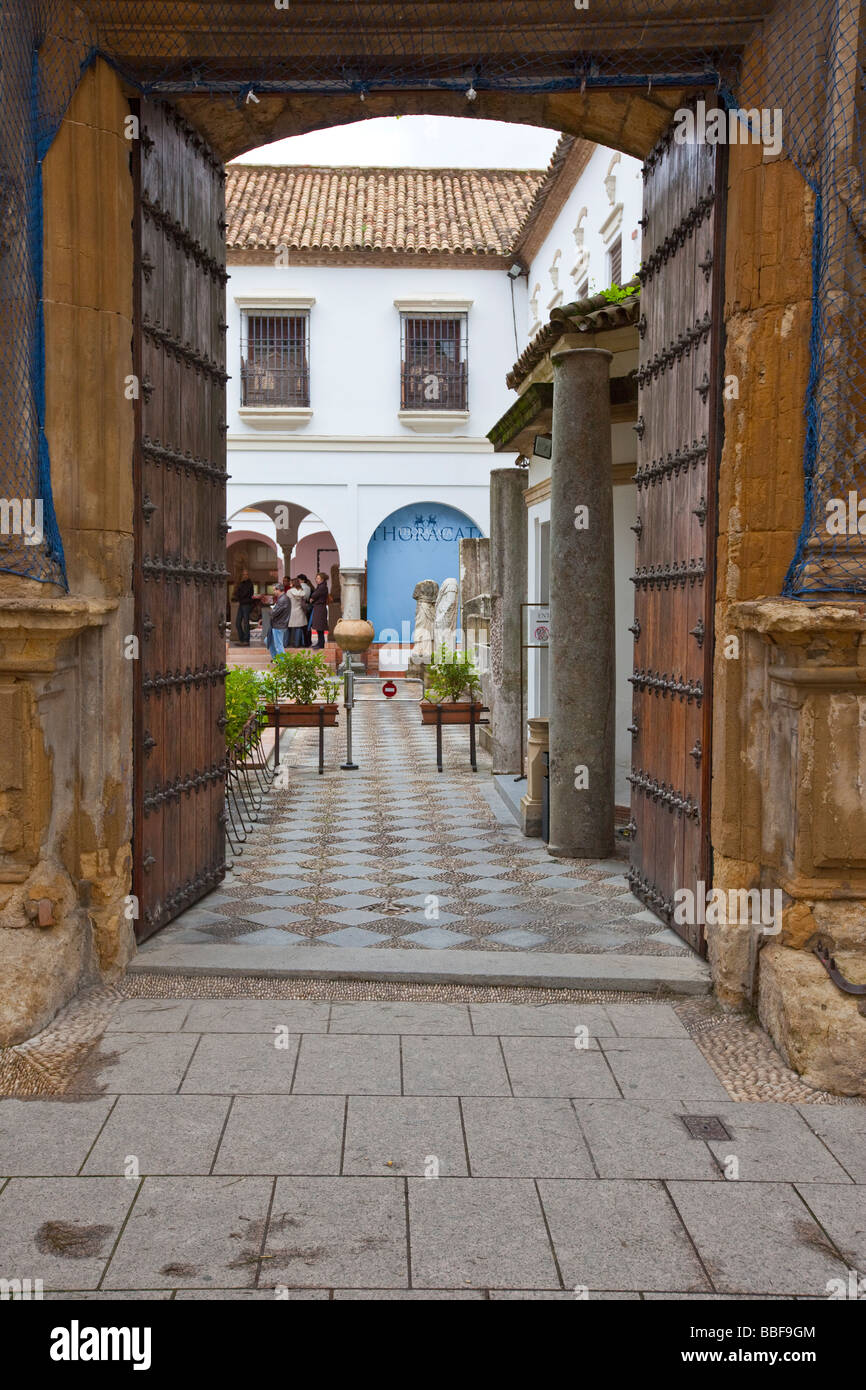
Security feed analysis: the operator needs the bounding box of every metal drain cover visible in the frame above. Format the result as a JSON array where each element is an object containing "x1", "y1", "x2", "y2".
[{"x1": 681, "y1": 1114, "x2": 732, "y2": 1141}]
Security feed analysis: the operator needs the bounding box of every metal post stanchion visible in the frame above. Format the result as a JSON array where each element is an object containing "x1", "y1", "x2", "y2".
[{"x1": 339, "y1": 649, "x2": 358, "y2": 770}]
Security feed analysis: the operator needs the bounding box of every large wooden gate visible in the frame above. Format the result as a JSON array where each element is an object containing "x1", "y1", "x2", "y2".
[
  {"x1": 627, "y1": 103, "x2": 726, "y2": 954},
  {"x1": 132, "y1": 100, "x2": 229, "y2": 942}
]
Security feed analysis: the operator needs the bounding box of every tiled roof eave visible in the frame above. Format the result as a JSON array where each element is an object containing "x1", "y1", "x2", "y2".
[{"x1": 506, "y1": 283, "x2": 641, "y2": 390}]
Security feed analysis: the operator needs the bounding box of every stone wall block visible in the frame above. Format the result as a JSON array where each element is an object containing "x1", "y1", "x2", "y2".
[
  {"x1": 719, "y1": 305, "x2": 809, "y2": 594},
  {"x1": 758, "y1": 942, "x2": 866, "y2": 1096},
  {"x1": 43, "y1": 64, "x2": 134, "y2": 319},
  {"x1": 705, "y1": 853, "x2": 764, "y2": 1006},
  {"x1": 710, "y1": 621, "x2": 765, "y2": 864},
  {"x1": 45, "y1": 304, "x2": 135, "y2": 545},
  {"x1": 798, "y1": 691, "x2": 866, "y2": 874},
  {"x1": 725, "y1": 147, "x2": 814, "y2": 315}
]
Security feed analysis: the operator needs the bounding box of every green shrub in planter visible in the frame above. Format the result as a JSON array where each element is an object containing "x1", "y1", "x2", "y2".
[
  {"x1": 423, "y1": 645, "x2": 482, "y2": 703},
  {"x1": 258, "y1": 670, "x2": 283, "y2": 709},
  {"x1": 272, "y1": 650, "x2": 331, "y2": 704},
  {"x1": 224, "y1": 667, "x2": 263, "y2": 746}
]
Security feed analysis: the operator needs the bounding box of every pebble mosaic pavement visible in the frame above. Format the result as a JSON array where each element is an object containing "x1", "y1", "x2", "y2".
[{"x1": 151, "y1": 697, "x2": 691, "y2": 958}]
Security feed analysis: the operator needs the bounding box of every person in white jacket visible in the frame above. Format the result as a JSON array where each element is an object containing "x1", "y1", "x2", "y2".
[{"x1": 286, "y1": 577, "x2": 309, "y2": 648}]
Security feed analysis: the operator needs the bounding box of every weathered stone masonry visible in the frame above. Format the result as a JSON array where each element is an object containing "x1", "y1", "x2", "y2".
[{"x1": 0, "y1": 3, "x2": 863, "y2": 1095}]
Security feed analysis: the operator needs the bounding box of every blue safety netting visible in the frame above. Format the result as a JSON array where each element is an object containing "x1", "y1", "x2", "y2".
[{"x1": 1, "y1": 1, "x2": 863, "y2": 593}]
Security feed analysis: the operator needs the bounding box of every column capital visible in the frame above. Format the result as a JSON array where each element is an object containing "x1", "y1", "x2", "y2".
[{"x1": 551, "y1": 346, "x2": 614, "y2": 367}]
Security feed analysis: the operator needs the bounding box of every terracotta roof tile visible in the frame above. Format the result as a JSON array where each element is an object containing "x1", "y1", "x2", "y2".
[
  {"x1": 505, "y1": 282, "x2": 641, "y2": 389},
  {"x1": 225, "y1": 164, "x2": 547, "y2": 257}
]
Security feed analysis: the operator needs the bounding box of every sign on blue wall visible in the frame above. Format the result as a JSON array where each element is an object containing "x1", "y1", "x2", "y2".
[{"x1": 366, "y1": 502, "x2": 483, "y2": 642}]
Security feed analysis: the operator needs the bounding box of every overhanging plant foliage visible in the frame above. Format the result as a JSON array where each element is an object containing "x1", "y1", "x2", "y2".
[
  {"x1": 224, "y1": 667, "x2": 264, "y2": 746},
  {"x1": 423, "y1": 644, "x2": 482, "y2": 703}
]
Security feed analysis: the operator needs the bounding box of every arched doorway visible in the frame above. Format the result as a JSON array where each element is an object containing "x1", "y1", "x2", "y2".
[
  {"x1": 226, "y1": 503, "x2": 342, "y2": 650},
  {"x1": 366, "y1": 503, "x2": 484, "y2": 665},
  {"x1": 226, "y1": 531, "x2": 281, "y2": 589}
]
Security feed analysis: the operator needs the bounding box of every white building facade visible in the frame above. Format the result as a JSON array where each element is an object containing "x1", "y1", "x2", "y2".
[
  {"x1": 224, "y1": 141, "x2": 642, "y2": 672},
  {"x1": 224, "y1": 162, "x2": 541, "y2": 655}
]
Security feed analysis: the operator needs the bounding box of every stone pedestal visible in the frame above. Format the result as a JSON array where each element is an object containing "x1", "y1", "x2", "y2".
[
  {"x1": 489, "y1": 467, "x2": 528, "y2": 774},
  {"x1": 711, "y1": 598, "x2": 866, "y2": 1095},
  {"x1": 548, "y1": 347, "x2": 615, "y2": 859},
  {"x1": 521, "y1": 717, "x2": 549, "y2": 837}
]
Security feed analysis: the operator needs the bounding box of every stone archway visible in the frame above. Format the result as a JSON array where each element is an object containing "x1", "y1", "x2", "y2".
[{"x1": 6, "y1": 3, "x2": 862, "y2": 1097}]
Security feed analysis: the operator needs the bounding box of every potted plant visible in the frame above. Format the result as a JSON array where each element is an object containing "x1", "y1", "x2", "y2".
[
  {"x1": 258, "y1": 669, "x2": 283, "y2": 714},
  {"x1": 420, "y1": 645, "x2": 483, "y2": 724},
  {"x1": 267, "y1": 651, "x2": 339, "y2": 727}
]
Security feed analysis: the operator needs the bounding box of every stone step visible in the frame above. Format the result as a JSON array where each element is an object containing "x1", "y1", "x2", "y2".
[{"x1": 128, "y1": 941, "x2": 712, "y2": 994}]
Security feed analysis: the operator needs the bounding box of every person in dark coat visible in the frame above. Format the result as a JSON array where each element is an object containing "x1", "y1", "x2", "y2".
[
  {"x1": 232, "y1": 569, "x2": 254, "y2": 646},
  {"x1": 269, "y1": 581, "x2": 293, "y2": 656},
  {"x1": 309, "y1": 573, "x2": 329, "y2": 649}
]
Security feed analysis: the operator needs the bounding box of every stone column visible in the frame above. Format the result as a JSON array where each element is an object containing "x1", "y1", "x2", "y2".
[
  {"x1": 339, "y1": 567, "x2": 366, "y2": 670},
  {"x1": 339, "y1": 568, "x2": 364, "y2": 621},
  {"x1": 548, "y1": 347, "x2": 615, "y2": 859},
  {"x1": 458, "y1": 536, "x2": 490, "y2": 610},
  {"x1": 488, "y1": 467, "x2": 528, "y2": 774}
]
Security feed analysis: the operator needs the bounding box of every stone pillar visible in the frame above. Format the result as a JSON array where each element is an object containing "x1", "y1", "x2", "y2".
[
  {"x1": 339, "y1": 567, "x2": 366, "y2": 670},
  {"x1": 521, "y1": 717, "x2": 549, "y2": 837},
  {"x1": 339, "y1": 568, "x2": 364, "y2": 621},
  {"x1": 488, "y1": 467, "x2": 528, "y2": 774},
  {"x1": 458, "y1": 536, "x2": 490, "y2": 610},
  {"x1": 548, "y1": 347, "x2": 615, "y2": 859},
  {"x1": 459, "y1": 536, "x2": 490, "y2": 682}
]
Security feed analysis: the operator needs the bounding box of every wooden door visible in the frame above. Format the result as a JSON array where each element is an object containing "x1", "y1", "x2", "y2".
[
  {"x1": 627, "y1": 101, "x2": 726, "y2": 955},
  {"x1": 132, "y1": 99, "x2": 229, "y2": 941}
]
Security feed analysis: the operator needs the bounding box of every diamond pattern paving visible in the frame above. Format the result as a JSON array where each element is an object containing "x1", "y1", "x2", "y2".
[{"x1": 144, "y1": 697, "x2": 695, "y2": 959}]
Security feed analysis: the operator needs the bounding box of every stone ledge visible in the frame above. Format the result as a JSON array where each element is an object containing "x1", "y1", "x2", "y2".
[
  {"x1": 0, "y1": 596, "x2": 117, "y2": 673},
  {"x1": 128, "y1": 942, "x2": 712, "y2": 994},
  {"x1": 729, "y1": 596, "x2": 866, "y2": 638}
]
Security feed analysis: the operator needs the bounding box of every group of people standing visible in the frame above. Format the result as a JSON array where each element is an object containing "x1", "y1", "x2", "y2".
[
  {"x1": 231, "y1": 569, "x2": 331, "y2": 655},
  {"x1": 264, "y1": 573, "x2": 330, "y2": 656}
]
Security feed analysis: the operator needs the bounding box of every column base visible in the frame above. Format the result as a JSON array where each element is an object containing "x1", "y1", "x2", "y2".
[
  {"x1": 547, "y1": 838, "x2": 614, "y2": 861},
  {"x1": 520, "y1": 793, "x2": 542, "y2": 838}
]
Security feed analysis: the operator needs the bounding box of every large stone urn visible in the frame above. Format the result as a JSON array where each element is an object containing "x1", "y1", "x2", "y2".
[{"x1": 332, "y1": 618, "x2": 375, "y2": 654}]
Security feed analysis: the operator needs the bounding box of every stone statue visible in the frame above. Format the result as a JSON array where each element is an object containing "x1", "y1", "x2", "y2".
[
  {"x1": 433, "y1": 577, "x2": 459, "y2": 653},
  {"x1": 407, "y1": 579, "x2": 438, "y2": 677}
]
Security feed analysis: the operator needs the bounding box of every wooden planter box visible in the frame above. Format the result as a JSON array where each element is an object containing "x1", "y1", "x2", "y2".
[
  {"x1": 420, "y1": 700, "x2": 482, "y2": 725},
  {"x1": 266, "y1": 702, "x2": 339, "y2": 728}
]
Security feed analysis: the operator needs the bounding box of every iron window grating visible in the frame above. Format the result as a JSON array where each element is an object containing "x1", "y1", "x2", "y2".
[
  {"x1": 241, "y1": 310, "x2": 310, "y2": 407},
  {"x1": 608, "y1": 236, "x2": 623, "y2": 287},
  {"x1": 400, "y1": 312, "x2": 468, "y2": 411}
]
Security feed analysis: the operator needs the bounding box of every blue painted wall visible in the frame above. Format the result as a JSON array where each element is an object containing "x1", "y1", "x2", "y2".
[{"x1": 366, "y1": 502, "x2": 484, "y2": 641}]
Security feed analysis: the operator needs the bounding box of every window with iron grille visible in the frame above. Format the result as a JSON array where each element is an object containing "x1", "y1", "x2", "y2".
[
  {"x1": 608, "y1": 236, "x2": 622, "y2": 287},
  {"x1": 400, "y1": 313, "x2": 468, "y2": 411},
  {"x1": 240, "y1": 312, "x2": 310, "y2": 407}
]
